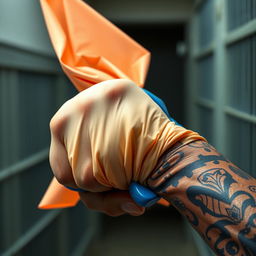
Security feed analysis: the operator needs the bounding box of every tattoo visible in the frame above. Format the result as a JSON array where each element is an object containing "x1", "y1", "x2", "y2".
[
  {"x1": 248, "y1": 186, "x2": 256, "y2": 193},
  {"x1": 187, "y1": 140, "x2": 215, "y2": 152},
  {"x1": 147, "y1": 140, "x2": 256, "y2": 256},
  {"x1": 170, "y1": 197, "x2": 199, "y2": 226},
  {"x1": 150, "y1": 151, "x2": 227, "y2": 193},
  {"x1": 228, "y1": 165, "x2": 253, "y2": 180}
]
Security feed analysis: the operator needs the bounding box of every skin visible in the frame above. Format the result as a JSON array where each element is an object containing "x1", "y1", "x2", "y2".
[
  {"x1": 147, "y1": 140, "x2": 256, "y2": 256},
  {"x1": 49, "y1": 81, "x2": 256, "y2": 254}
]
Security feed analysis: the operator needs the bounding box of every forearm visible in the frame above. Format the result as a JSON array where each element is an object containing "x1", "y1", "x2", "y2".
[{"x1": 147, "y1": 140, "x2": 256, "y2": 256}]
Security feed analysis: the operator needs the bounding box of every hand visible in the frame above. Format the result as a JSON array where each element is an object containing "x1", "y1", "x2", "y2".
[{"x1": 49, "y1": 79, "x2": 202, "y2": 216}]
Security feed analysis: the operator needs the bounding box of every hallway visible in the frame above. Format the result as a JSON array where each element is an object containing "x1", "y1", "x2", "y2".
[{"x1": 1, "y1": 1, "x2": 256, "y2": 255}]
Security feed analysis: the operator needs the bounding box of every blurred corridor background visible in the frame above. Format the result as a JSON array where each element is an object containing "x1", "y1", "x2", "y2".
[{"x1": 0, "y1": 0, "x2": 256, "y2": 255}]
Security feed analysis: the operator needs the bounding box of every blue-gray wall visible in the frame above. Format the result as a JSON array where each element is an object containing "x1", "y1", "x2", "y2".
[
  {"x1": 0, "y1": 1, "x2": 100, "y2": 255},
  {"x1": 186, "y1": 0, "x2": 256, "y2": 255}
]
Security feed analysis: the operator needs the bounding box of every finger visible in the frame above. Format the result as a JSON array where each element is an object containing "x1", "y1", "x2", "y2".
[
  {"x1": 75, "y1": 160, "x2": 110, "y2": 192},
  {"x1": 50, "y1": 97, "x2": 107, "y2": 192},
  {"x1": 79, "y1": 191, "x2": 145, "y2": 217},
  {"x1": 49, "y1": 131, "x2": 77, "y2": 188}
]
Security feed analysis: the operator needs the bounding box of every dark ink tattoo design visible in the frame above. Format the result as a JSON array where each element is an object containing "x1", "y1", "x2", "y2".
[{"x1": 147, "y1": 140, "x2": 256, "y2": 256}]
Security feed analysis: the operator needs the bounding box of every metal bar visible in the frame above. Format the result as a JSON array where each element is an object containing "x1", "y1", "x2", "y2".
[
  {"x1": 0, "y1": 148, "x2": 49, "y2": 182},
  {"x1": 253, "y1": 0, "x2": 256, "y2": 21},
  {"x1": 185, "y1": 15, "x2": 201, "y2": 130},
  {"x1": 196, "y1": 98, "x2": 215, "y2": 109},
  {"x1": 71, "y1": 212, "x2": 100, "y2": 256},
  {"x1": 2, "y1": 210, "x2": 61, "y2": 256},
  {"x1": 0, "y1": 39, "x2": 55, "y2": 59},
  {"x1": 9, "y1": 70, "x2": 22, "y2": 246},
  {"x1": 57, "y1": 211, "x2": 69, "y2": 256},
  {"x1": 71, "y1": 226, "x2": 96, "y2": 256},
  {"x1": 194, "y1": 43, "x2": 215, "y2": 59},
  {"x1": 210, "y1": 0, "x2": 226, "y2": 152},
  {"x1": 252, "y1": 124, "x2": 256, "y2": 178},
  {"x1": 1, "y1": 70, "x2": 21, "y2": 249},
  {"x1": 226, "y1": 0, "x2": 231, "y2": 31},
  {"x1": 1, "y1": 70, "x2": 10, "y2": 169},
  {"x1": 0, "y1": 45, "x2": 61, "y2": 74},
  {"x1": 225, "y1": 19, "x2": 256, "y2": 46},
  {"x1": 253, "y1": 35, "x2": 256, "y2": 115},
  {"x1": 0, "y1": 71, "x2": 3, "y2": 170},
  {"x1": 225, "y1": 106, "x2": 256, "y2": 124}
]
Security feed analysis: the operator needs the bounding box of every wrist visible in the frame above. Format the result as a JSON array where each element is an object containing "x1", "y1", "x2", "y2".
[{"x1": 146, "y1": 140, "x2": 208, "y2": 197}]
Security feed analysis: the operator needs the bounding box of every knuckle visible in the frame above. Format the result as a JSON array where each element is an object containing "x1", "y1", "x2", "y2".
[
  {"x1": 77, "y1": 98, "x2": 94, "y2": 114},
  {"x1": 75, "y1": 163, "x2": 95, "y2": 190},
  {"x1": 49, "y1": 115, "x2": 58, "y2": 132},
  {"x1": 105, "y1": 79, "x2": 130, "y2": 99},
  {"x1": 50, "y1": 100, "x2": 73, "y2": 134},
  {"x1": 54, "y1": 171, "x2": 72, "y2": 186},
  {"x1": 76, "y1": 174, "x2": 89, "y2": 190},
  {"x1": 76, "y1": 177, "x2": 88, "y2": 191},
  {"x1": 50, "y1": 160, "x2": 73, "y2": 186},
  {"x1": 49, "y1": 114, "x2": 65, "y2": 135}
]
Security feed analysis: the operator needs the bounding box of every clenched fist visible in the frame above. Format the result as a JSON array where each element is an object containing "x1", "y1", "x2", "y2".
[{"x1": 49, "y1": 79, "x2": 203, "y2": 216}]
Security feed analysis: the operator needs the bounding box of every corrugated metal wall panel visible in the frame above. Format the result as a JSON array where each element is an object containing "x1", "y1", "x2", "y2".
[
  {"x1": 0, "y1": 1, "x2": 101, "y2": 255},
  {"x1": 186, "y1": 0, "x2": 256, "y2": 254},
  {"x1": 19, "y1": 218, "x2": 61, "y2": 256},
  {"x1": 19, "y1": 161, "x2": 53, "y2": 233},
  {"x1": 187, "y1": 0, "x2": 256, "y2": 177},
  {"x1": 0, "y1": 67, "x2": 100, "y2": 256},
  {"x1": 198, "y1": 0, "x2": 214, "y2": 48},
  {"x1": 197, "y1": 106, "x2": 214, "y2": 143},
  {"x1": 197, "y1": 55, "x2": 215, "y2": 101},
  {"x1": 17, "y1": 72, "x2": 56, "y2": 160},
  {"x1": 226, "y1": 116, "x2": 252, "y2": 172},
  {"x1": 227, "y1": 0, "x2": 256, "y2": 31},
  {"x1": 227, "y1": 36, "x2": 255, "y2": 114}
]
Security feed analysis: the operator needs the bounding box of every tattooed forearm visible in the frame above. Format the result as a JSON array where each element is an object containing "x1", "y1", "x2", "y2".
[{"x1": 147, "y1": 140, "x2": 256, "y2": 256}]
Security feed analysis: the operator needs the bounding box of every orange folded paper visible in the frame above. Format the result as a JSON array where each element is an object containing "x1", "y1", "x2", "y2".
[
  {"x1": 39, "y1": 178, "x2": 80, "y2": 209},
  {"x1": 40, "y1": 0, "x2": 150, "y2": 90},
  {"x1": 39, "y1": 0, "x2": 155, "y2": 209}
]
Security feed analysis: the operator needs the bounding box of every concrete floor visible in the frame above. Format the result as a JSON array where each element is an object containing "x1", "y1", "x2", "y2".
[{"x1": 88, "y1": 206, "x2": 199, "y2": 256}]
